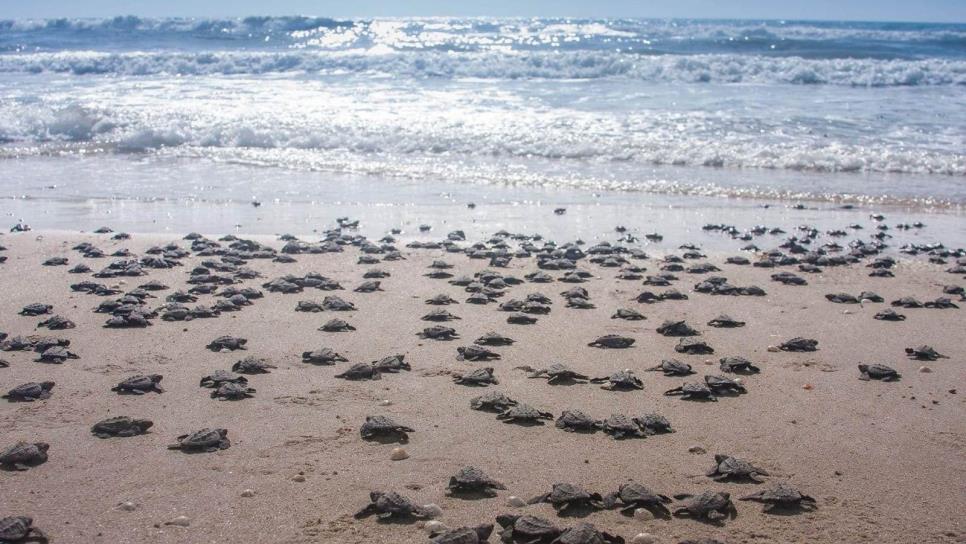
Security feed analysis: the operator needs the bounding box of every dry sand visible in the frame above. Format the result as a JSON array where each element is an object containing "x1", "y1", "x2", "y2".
[{"x1": 0, "y1": 230, "x2": 964, "y2": 544}]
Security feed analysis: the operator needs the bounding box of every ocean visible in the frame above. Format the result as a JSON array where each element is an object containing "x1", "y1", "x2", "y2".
[{"x1": 0, "y1": 17, "x2": 963, "y2": 243}]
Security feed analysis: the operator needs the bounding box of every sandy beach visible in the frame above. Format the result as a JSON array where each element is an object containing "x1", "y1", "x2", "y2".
[{"x1": 0, "y1": 227, "x2": 963, "y2": 544}]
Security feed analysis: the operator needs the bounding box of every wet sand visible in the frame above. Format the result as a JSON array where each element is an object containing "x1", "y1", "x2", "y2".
[{"x1": 0, "y1": 229, "x2": 964, "y2": 544}]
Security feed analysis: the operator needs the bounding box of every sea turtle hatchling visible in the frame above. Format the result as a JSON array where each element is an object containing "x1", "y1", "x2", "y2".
[
  {"x1": 647, "y1": 359, "x2": 694, "y2": 376},
  {"x1": 426, "y1": 294, "x2": 459, "y2": 305},
  {"x1": 302, "y1": 347, "x2": 348, "y2": 365},
  {"x1": 663, "y1": 382, "x2": 717, "y2": 401},
  {"x1": 552, "y1": 523, "x2": 624, "y2": 544},
  {"x1": 718, "y1": 356, "x2": 761, "y2": 374},
  {"x1": 672, "y1": 491, "x2": 737, "y2": 523},
  {"x1": 0, "y1": 442, "x2": 49, "y2": 470},
  {"x1": 474, "y1": 332, "x2": 515, "y2": 346},
  {"x1": 232, "y1": 356, "x2": 276, "y2": 374},
  {"x1": 905, "y1": 345, "x2": 947, "y2": 360},
  {"x1": 211, "y1": 382, "x2": 256, "y2": 400},
  {"x1": 3, "y1": 382, "x2": 55, "y2": 402},
  {"x1": 453, "y1": 367, "x2": 499, "y2": 386},
  {"x1": 19, "y1": 304, "x2": 52, "y2": 317},
  {"x1": 419, "y1": 326, "x2": 459, "y2": 340},
  {"x1": 496, "y1": 403, "x2": 553, "y2": 425},
  {"x1": 37, "y1": 315, "x2": 75, "y2": 330},
  {"x1": 522, "y1": 363, "x2": 589, "y2": 384},
  {"x1": 528, "y1": 483, "x2": 605, "y2": 513},
  {"x1": 207, "y1": 336, "x2": 247, "y2": 351},
  {"x1": 168, "y1": 428, "x2": 231, "y2": 452},
  {"x1": 423, "y1": 309, "x2": 461, "y2": 322},
  {"x1": 590, "y1": 370, "x2": 643, "y2": 391},
  {"x1": 858, "y1": 364, "x2": 900, "y2": 381},
  {"x1": 34, "y1": 346, "x2": 78, "y2": 364},
  {"x1": 507, "y1": 313, "x2": 538, "y2": 325},
  {"x1": 587, "y1": 335, "x2": 635, "y2": 349},
  {"x1": 674, "y1": 338, "x2": 714, "y2": 355},
  {"x1": 371, "y1": 354, "x2": 410, "y2": 373},
  {"x1": 360, "y1": 416, "x2": 414, "y2": 441},
  {"x1": 111, "y1": 374, "x2": 164, "y2": 395},
  {"x1": 873, "y1": 308, "x2": 906, "y2": 321},
  {"x1": 707, "y1": 454, "x2": 769, "y2": 482},
  {"x1": 633, "y1": 414, "x2": 674, "y2": 435},
  {"x1": 457, "y1": 346, "x2": 501, "y2": 361},
  {"x1": 321, "y1": 296, "x2": 356, "y2": 311},
  {"x1": 601, "y1": 414, "x2": 646, "y2": 439},
  {"x1": 495, "y1": 514, "x2": 560, "y2": 544},
  {"x1": 470, "y1": 391, "x2": 517, "y2": 412},
  {"x1": 603, "y1": 481, "x2": 672, "y2": 517},
  {"x1": 779, "y1": 337, "x2": 818, "y2": 352},
  {"x1": 0, "y1": 516, "x2": 47, "y2": 543},
  {"x1": 739, "y1": 483, "x2": 817, "y2": 512},
  {"x1": 354, "y1": 491, "x2": 429, "y2": 520},
  {"x1": 335, "y1": 363, "x2": 382, "y2": 380},
  {"x1": 656, "y1": 320, "x2": 699, "y2": 337},
  {"x1": 611, "y1": 308, "x2": 645, "y2": 321},
  {"x1": 555, "y1": 410, "x2": 602, "y2": 433},
  {"x1": 446, "y1": 466, "x2": 507, "y2": 497},
  {"x1": 705, "y1": 375, "x2": 747, "y2": 395},
  {"x1": 707, "y1": 314, "x2": 745, "y2": 328},
  {"x1": 199, "y1": 370, "x2": 248, "y2": 388},
  {"x1": 319, "y1": 318, "x2": 355, "y2": 332},
  {"x1": 90, "y1": 416, "x2": 153, "y2": 438},
  {"x1": 429, "y1": 525, "x2": 494, "y2": 544}
]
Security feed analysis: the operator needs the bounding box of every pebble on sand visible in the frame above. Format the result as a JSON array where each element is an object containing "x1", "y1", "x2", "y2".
[
  {"x1": 241, "y1": 489, "x2": 255, "y2": 497},
  {"x1": 379, "y1": 399, "x2": 392, "y2": 406},
  {"x1": 117, "y1": 502, "x2": 137, "y2": 512},
  {"x1": 919, "y1": 366, "x2": 932, "y2": 373},
  {"x1": 164, "y1": 516, "x2": 190, "y2": 527},
  {"x1": 767, "y1": 345, "x2": 781, "y2": 352},
  {"x1": 390, "y1": 447, "x2": 409, "y2": 461},
  {"x1": 292, "y1": 474, "x2": 306, "y2": 482},
  {"x1": 421, "y1": 504, "x2": 443, "y2": 519},
  {"x1": 506, "y1": 496, "x2": 526, "y2": 508},
  {"x1": 633, "y1": 508, "x2": 654, "y2": 520},
  {"x1": 803, "y1": 383, "x2": 814, "y2": 390},
  {"x1": 631, "y1": 533, "x2": 658, "y2": 544},
  {"x1": 687, "y1": 445, "x2": 706, "y2": 454},
  {"x1": 423, "y1": 520, "x2": 447, "y2": 534}
]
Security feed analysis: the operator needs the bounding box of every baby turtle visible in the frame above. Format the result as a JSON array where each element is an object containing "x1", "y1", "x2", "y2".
[
  {"x1": 553, "y1": 523, "x2": 624, "y2": 544},
  {"x1": 454, "y1": 367, "x2": 499, "y2": 386},
  {"x1": 905, "y1": 345, "x2": 947, "y2": 360},
  {"x1": 470, "y1": 391, "x2": 517, "y2": 412},
  {"x1": 0, "y1": 441, "x2": 49, "y2": 470},
  {"x1": 3, "y1": 382, "x2": 55, "y2": 402},
  {"x1": 496, "y1": 403, "x2": 553, "y2": 425},
  {"x1": 590, "y1": 370, "x2": 643, "y2": 391},
  {"x1": 426, "y1": 294, "x2": 459, "y2": 305},
  {"x1": 457, "y1": 345, "x2": 501, "y2": 361},
  {"x1": 858, "y1": 364, "x2": 900, "y2": 381},
  {"x1": 354, "y1": 280, "x2": 383, "y2": 293},
  {"x1": 674, "y1": 338, "x2": 714, "y2": 355},
  {"x1": 0, "y1": 516, "x2": 47, "y2": 543},
  {"x1": 601, "y1": 414, "x2": 646, "y2": 439},
  {"x1": 495, "y1": 514, "x2": 560, "y2": 544},
  {"x1": 523, "y1": 363, "x2": 589, "y2": 384},
  {"x1": 673, "y1": 491, "x2": 737, "y2": 523},
  {"x1": 873, "y1": 308, "x2": 905, "y2": 321},
  {"x1": 657, "y1": 320, "x2": 699, "y2": 337},
  {"x1": 647, "y1": 359, "x2": 694, "y2": 376},
  {"x1": 507, "y1": 313, "x2": 538, "y2": 325},
  {"x1": 371, "y1": 354, "x2": 410, "y2": 373},
  {"x1": 603, "y1": 481, "x2": 672, "y2": 517},
  {"x1": 611, "y1": 308, "x2": 645, "y2": 321},
  {"x1": 587, "y1": 335, "x2": 634, "y2": 349},
  {"x1": 37, "y1": 315, "x2": 75, "y2": 330},
  {"x1": 423, "y1": 309, "x2": 461, "y2": 322},
  {"x1": 707, "y1": 454, "x2": 769, "y2": 482},
  {"x1": 19, "y1": 304, "x2": 52, "y2": 317},
  {"x1": 104, "y1": 313, "x2": 152, "y2": 328},
  {"x1": 718, "y1": 356, "x2": 761, "y2": 374},
  {"x1": 446, "y1": 466, "x2": 507, "y2": 497},
  {"x1": 474, "y1": 332, "x2": 515, "y2": 346},
  {"x1": 360, "y1": 415, "x2": 414, "y2": 441},
  {"x1": 825, "y1": 293, "x2": 858, "y2": 304},
  {"x1": 430, "y1": 525, "x2": 494, "y2": 544},
  {"x1": 634, "y1": 413, "x2": 674, "y2": 435},
  {"x1": 664, "y1": 382, "x2": 716, "y2": 401},
  {"x1": 91, "y1": 416, "x2": 153, "y2": 438},
  {"x1": 707, "y1": 315, "x2": 745, "y2": 328},
  {"x1": 354, "y1": 491, "x2": 428, "y2": 520},
  {"x1": 779, "y1": 337, "x2": 817, "y2": 352},
  {"x1": 168, "y1": 428, "x2": 231, "y2": 452},
  {"x1": 111, "y1": 375, "x2": 164, "y2": 394},
  {"x1": 319, "y1": 318, "x2": 355, "y2": 332},
  {"x1": 705, "y1": 375, "x2": 747, "y2": 395},
  {"x1": 322, "y1": 296, "x2": 356, "y2": 311},
  {"x1": 555, "y1": 410, "x2": 602, "y2": 433},
  {"x1": 211, "y1": 382, "x2": 256, "y2": 400},
  {"x1": 207, "y1": 336, "x2": 247, "y2": 351},
  {"x1": 419, "y1": 326, "x2": 459, "y2": 340},
  {"x1": 35, "y1": 346, "x2": 78, "y2": 364},
  {"x1": 232, "y1": 356, "x2": 276, "y2": 374},
  {"x1": 199, "y1": 370, "x2": 248, "y2": 388},
  {"x1": 740, "y1": 483, "x2": 817, "y2": 512},
  {"x1": 528, "y1": 483, "x2": 605, "y2": 513},
  {"x1": 335, "y1": 362, "x2": 382, "y2": 380},
  {"x1": 302, "y1": 347, "x2": 348, "y2": 365}
]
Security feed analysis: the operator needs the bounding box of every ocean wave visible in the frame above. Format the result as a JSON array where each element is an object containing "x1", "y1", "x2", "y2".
[{"x1": 0, "y1": 50, "x2": 963, "y2": 86}]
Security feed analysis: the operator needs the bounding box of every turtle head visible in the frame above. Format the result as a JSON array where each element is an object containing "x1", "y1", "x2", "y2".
[
  {"x1": 474, "y1": 524, "x2": 494, "y2": 541},
  {"x1": 41, "y1": 381, "x2": 56, "y2": 389},
  {"x1": 150, "y1": 374, "x2": 163, "y2": 383},
  {"x1": 714, "y1": 454, "x2": 727, "y2": 463},
  {"x1": 35, "y1": 442, "x2": 50, "y2": 453},
  {"x1": 369, "y1": 491, "x2": 385, "y2": 502},
  {"x1": 135, "y1": 419, "x2": 154, "y2": 431}
]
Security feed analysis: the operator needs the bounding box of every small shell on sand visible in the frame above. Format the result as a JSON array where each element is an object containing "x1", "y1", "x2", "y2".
[
  {"x1": 390, "y1": 447, "x2": 409, "y2": 460},
  {"x1": 241, "y1": 489, "x2": 255, "y2": 497},
  {"x1": 421, "y1": 504, "x2": 443, "y2": 519},
  {"x1": 919, "y1": 366, "x2": 932, "y2": 373},
  {"x1": 631, "y1": 533, "x2": 658, "y2": 544},
  {"x1": 688, "y1": 445, "x2": 706, "y2": 454},
  {"x1": 423, "y1": 520, "x2": 447, "y2": 534},
  {"x1": 164, "y1": 516, "x2": 190, "y2": 527},
  {"x1": 767, "y1": 345, "x2": 781, "y2": 352},
  {"x1": 506, "y1": 496, "x2": 526, "y2": 507},
  {"x1": 633, "y1": 508, "x2": 654, "y2": 520},
  {"x1": 117, "y1": 502, "x2": 137, "y2": 512},
  {"x1": 292, "y1": 474, "x2": 306, "y2": 482},
  {"x1": 379, "y1": 399, "x2": 392, "y2": 406},
  {"x1": 803, "y1": 383, "x2": 814, "y2": 390}
]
